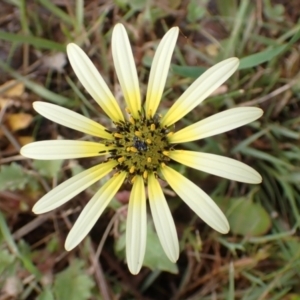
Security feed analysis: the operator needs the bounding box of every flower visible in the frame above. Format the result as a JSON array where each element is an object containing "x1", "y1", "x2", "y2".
[{"x1": 21, "y1": 23, "x2": 263, "y2": 274}]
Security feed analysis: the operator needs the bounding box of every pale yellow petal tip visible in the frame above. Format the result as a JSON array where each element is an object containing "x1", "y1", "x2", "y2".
[
  {"x1": 220, "y1": 224, "x2": 230, "y2": 234},
  {"x1": 32, "y1": 101, "x2": 43, "y2": 110},
  {"x1": 255, "y1": 173, "x2": 263, "y2": 184},
  {"x1": 247, "y1": 107, "x2": 264, "y2": 119},
  {"x1": 128, "y1": 264, "x2": 141, "y2": 275},
  {"x1": 32, "y1": 203, "x2": 43, "y2": 215},
  {"x1": 66, "y1": 42, "x2": 77, "y2": 52},
  {"x1": 256, "y1": 107, "x2": 264, "y2": 117},
  {"x1": 19, "y1": 146, "x2": 25, "y2": 156},
  {"x1": 169, "y1": 254, "x2": 179, "y2": 263},
  {"x1": 20, "y1": 145, "x2": 31, "y2": 157},
  {"x1": 65, "y1": 235, "x2": 79, "y2": 251},
  {"x1": 64, "y1": 241, "x2": 73, "y2": 252},
  {"x1": 227, "y1": 57, "x2": 240, "y2": 70},
  {"x1": 228, "y1": 57, "x2": 240, "y2": 64},
  {"x1": 113, "y1": 23, "x2": 126, "y2": 35},
  {"x1": 32, "y1": 101, "x2": 51, "y2": 114},
  {"x1": 170, "y1": 26, "x2": 179, "y2": 33},
  {"x1": 66, "y1": 43, "x2": 81, "y2": 59},
  {"x1": 114, "y1": 23, "x2": 125, "y2": 29},
  {"x1": 216, "y1": 218, "x2": 230, "y2": 234},
  {"x1": 247, "y1": 169, "x2": 263, "y2": 184}
]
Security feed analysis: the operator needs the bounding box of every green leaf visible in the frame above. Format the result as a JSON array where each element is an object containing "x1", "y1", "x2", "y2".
[
  {"x1": 18, "y1": 240, "x2": 42, "y2": 279},
  {"x1": 37, "y1": 288, "x2": 55, "y2": 300},
  {"x1": 0, "y1": 249, "x2": 15, "y2": 275},
  {"x1": 32, "y1": 160, "x2": 64, "y2": 178},
  {"x1": 171, "y1": 43, "x2": 289, "y2": 77},
  {"x1": 238, "y1": 44, "x2": 286, "y2": 69},
  {"x1": 170, "y1": 29, "x2": 300, "y2": 77},
  {"x1": 143, "y1": 222, "x2": 178, "y2": 274},
  {"x1": 171, "y1": 64, "x2": 206, "y2": 79},
  {"x1": 187, "y1": 0, "x2": 207, "y2": 22},
  {"x1": 53, "y1": 259, "x2": 94, "y2": 300},
  {"x1": 227, "y1": 198, "x2": 271, "y2": 236},
  {"x1": 0, "y1": 31, "x2": 65, "y2": 51},
  {"x1": 0, "y1": 163, "x2": 30, "y2": 191},
  {"x1": 114, "y1": 220, "x2": 178, "y2": 274},
  {"x1": 239, "y1": 27, "x2": 300, "y2": 69}
]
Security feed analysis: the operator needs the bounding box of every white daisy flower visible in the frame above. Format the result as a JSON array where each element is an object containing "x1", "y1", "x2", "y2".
[{"x1": 21, "y1": 23, "x2": 263, "y2": 274}]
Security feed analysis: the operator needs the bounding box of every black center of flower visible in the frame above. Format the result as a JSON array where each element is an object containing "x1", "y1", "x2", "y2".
[
  {"x1": 133, "y1": 136, "x2": 148, "y2": 152},
  {"x1": 104, "y1": 112, "x2": 173, "y2": 182}
]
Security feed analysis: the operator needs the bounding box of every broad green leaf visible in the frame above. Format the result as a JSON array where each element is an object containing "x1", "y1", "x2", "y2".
[
  {"x1": 143, "y1": 222, "x2": 178, "y2": 274},
  {"x1": 187, "y1": 0, "x2": 207, "y2": 22},
  {"x1": 0, "y1": 163, "x2": 30, "y2": 191},
  {"x1": 53, "y1": 259, "x2": 94, "y2": 300},
  {"x1": 0, "y1": 249, "x2": 15, "y2": 275},
  {"x1": 37, "y1": 288, "x2": 55, "y2": 300},
  {"x1": 227, "y1": 198, "x2": 271, "y2": 236},
  {"x1": 33, "y1": 160, "x2": 64, "y2": 178},
  {"x1": 114, "y1": 220, "x2": 178, "y2": 274}
]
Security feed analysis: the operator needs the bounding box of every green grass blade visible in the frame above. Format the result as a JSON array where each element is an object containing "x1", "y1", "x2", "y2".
[{"x1": 0, "y1": 31, "x2": 65, "y2": 51}]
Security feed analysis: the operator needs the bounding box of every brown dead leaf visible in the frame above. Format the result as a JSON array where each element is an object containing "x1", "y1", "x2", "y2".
[
  {"x1": 6, "y1": 113, "x2": 33, "y2": 131},
  {"x1": 205, "y1": 43, "x2": 220, "y2": 57},
  {"x1": 0, "y1": 80, "x2": 25, "y2": 109},
  {"x1": 0, "y1": 80, "x2": 24, "y2": 97},
  {"x1": 0, "y1": 98, "x2": 11, "y2": 109},
  {"x1": 18, "y1": 136, "x2": 34, "y2": 146}
]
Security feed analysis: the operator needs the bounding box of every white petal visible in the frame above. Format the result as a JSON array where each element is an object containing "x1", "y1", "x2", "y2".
[
  {"x1": 32, "y1": 161, "x2": 117, "y2": 214},
  {"x1": 170, "y1": 107, "x2": 263, "y2": 143},
  {"x1": 126, "y1": 176, "x2": 147, "y2": 275},
  {"x1": 65, "y1": 171, "x2": 126, "y2": 251},
  {"x1": 67, "y1": 43, "x2": 124, "y2": 122},
  {"x1": 33, "y1": 102, "x2": 112, "y2": 139},
  {"x1": 112, "y1": 24, "x2": 141, "y2": 118},
  {"x1": 20, "y1": 140, "x2": 113, "y2": 160},
  {"x1": 161, "y1": 165, "x2": 229, "y2": 234},
  {"x1": 169, "y1": 150, "x2": 262, "y2": 184},
  {"x1": 161, "y1": 58, "x2": 240, "y2": 127},
  {"x1": 148, "y1": 173, "x2": 179, "y2": 262},
  {"x1": 145, "y1": 27, "x2": 179, "y2": 118}
]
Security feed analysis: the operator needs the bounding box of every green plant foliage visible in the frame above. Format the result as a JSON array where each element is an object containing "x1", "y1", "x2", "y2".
[
  {"x1": 53, "y1": 259, "x2": 94, "y2": 300},
  {"x1": 36, "y1": 288, "x2": 54, "y2": 300},
  {"x1": 171, "y1": 64, "x2": 206, "y2": 79},
  {"x1": 32, "y1": 160, "x2": 64, "y2": 179},
  {"x1": 0, "y1": 31, "x2": 65, "y2": 51},
  {"x1": 0, "y1": 249, "x2": 15, "y2": 276},
  {"x1": 143, "y1": 223, "x2": 179, "y2": 274},
  {"x1": 187, "y1": 0, "x2": 207, "y2": 22},
  {"x1": 115, "y1": 220, "x2": 178, "y2": 273},
  {"x1": 0, "y1": 163, "x2": 31, "y2": 191},
  {"x1": 226, "y1": 198, "x2": 272, "y2": 236}
]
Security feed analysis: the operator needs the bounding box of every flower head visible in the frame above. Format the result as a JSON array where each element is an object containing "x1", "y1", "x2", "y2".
[{"x1": 21, "y1": 24, "x2": 263, "y2": 274}]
